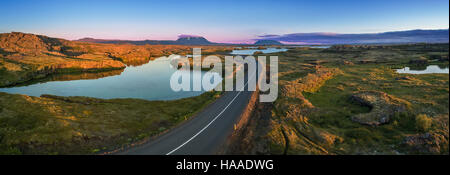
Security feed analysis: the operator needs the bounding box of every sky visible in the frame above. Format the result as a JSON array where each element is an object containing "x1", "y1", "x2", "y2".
[{"x1": 0, "y1": 0, "x2": 448, "y2": 43}]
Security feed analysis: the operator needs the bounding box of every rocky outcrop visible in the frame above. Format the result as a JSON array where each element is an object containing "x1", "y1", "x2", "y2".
[
  {"x1": 438, "y1": 55, "x2": 448, "y2": 62},
  {"x1": 52, "y1": 60, "x2": 125, "y2": 70},
  {"x1": 0, "y1": 58, "x2": 125, "y2": 87},
  {"x1": 350, "y1": 91, "x2": 411, "y2": 126},
  {"x1": 337, "y1": 60, "x2": 354, "y2": 65},
  {"x1": 0, "y1": 32, "x2": 66, "y2": 54},
  {"x1": 395, "y1": 76, "x2": 414, "y2": 81},
  {"x1": 409, "y1": 57, "x2": 428, "y2": 65},
  {"x1": 402, "y1": 132, "x2": 449, "y2": 154}
]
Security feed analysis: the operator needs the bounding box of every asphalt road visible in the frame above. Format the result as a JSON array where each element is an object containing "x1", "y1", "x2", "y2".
[{"x1": 118, "y1": 66, "x2": 258, "y2": 155}]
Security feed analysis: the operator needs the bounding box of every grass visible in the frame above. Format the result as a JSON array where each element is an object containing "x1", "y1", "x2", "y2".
[
  {"x1": 0, "y1": 90, "x2": 221, "y2": 154},
  {"x1": 257, "y1": 44, "x2": 449, "y2": 155},
  {"x1": 302, "y1": 64, "x2": 447, "y2": 153}
]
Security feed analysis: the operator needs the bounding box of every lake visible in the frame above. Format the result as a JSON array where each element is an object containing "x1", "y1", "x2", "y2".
[
  {"x1": 0, "y1": 56, "x2": 222, "y2": 101},
  {"x1": 396, "y1": 65, "x2": 449, "y2": 74},
  {"x1": 230, "y1": 47, "x2": 288, "y2": 55}
]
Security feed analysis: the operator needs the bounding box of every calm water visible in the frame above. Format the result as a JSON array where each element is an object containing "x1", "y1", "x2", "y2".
[
  {"x1": 230, "y1": 47, "x2": 288, "y2": 55},
  {"x1": 396, "y1": 65, "x2": 449, "y2": 74},
  {"x1": 0, "y1": 56, "x2": 221, "y2": 101}
]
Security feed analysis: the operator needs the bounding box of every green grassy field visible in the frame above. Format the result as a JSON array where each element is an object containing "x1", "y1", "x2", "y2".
[
  {"x1": 241, "y1": 43, "x2": 449, "y2": 155},
  {"x1": 303, "y1": 65, "x2": 448, "y2": 154},
  {"x1": 0, "y1": 90, "x2": 221, "y2": 154}
]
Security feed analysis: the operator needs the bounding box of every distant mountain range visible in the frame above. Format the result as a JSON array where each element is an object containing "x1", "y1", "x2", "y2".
[
  {"x1": 257, "y1": 29, "x2": 449, "y2": 45},
  {"x1": 253, "y1": 40, "x2": 283, "y2": 45},
  {"x1": 76, "y1": 35, "x2": 215, "y2": 45},
  {"x1": 74, "y1": 29, "x2": 449, "y2": 45}
]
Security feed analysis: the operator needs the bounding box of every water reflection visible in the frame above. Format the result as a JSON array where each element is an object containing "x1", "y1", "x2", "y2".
[
  {"x1": 0, "y1": 56, "x2": 222, "y2": 101},
  {"x1": 124, "y1": 58, "x2": 153, "y2": 67},
  {"x1": 12, "y1": 69, "x2": 125, "y2": 87}
]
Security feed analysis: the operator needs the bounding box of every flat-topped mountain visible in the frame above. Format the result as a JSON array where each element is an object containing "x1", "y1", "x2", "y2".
[{"x1": 175, "y1": 35, "x2": 212, "y2": 45}]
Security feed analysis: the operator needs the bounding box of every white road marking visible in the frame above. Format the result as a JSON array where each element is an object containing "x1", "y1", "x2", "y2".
[{"x1": 166, "y1": 70, "x2": 257, "y2": 155}]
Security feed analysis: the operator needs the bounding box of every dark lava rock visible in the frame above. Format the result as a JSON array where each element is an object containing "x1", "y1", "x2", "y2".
[
  {"x1": 350, "y1": 91, "x2": 411, "y2": 126},
  {"x1": 402, "y1": 132, "x2": 448, "y2": 154}
]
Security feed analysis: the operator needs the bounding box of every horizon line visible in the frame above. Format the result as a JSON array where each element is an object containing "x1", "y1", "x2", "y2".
[{"x1": 2, "y1": 28, "x2": 449, "y2": 44}]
